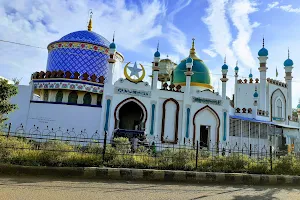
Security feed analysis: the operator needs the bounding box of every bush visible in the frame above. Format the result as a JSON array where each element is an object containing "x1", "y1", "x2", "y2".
[{"x1": 113, "y1": 137, "x2": 131, "y2": 153}]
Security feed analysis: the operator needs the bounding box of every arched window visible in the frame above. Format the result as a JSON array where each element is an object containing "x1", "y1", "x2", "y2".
[
  {"x1": 68, "y1": 91, "x2": 78, "y2": 104},
  {"x1": 56, "y1": 90, "x2": 63, "y2": 102},
  {"x1": 83, "y1": 93, "x2": 92, "y2": 105},
  {"x1": 43, "y1": 90, "x2": 49, "y2": 101},
  {"x1": 97, "y1": 94, "x2": 103, "y2": 106},
  {"x1": 276, "y1": 99, "x2": 283, "y2": 118}
]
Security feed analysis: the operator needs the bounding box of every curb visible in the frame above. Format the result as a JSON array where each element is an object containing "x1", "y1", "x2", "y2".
[{"x1": 0, "y1": 164, "x2": 299, "y2": 185}]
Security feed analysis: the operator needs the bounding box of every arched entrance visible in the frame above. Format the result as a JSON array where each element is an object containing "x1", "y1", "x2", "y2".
[
  {"x1": 193, "y1": 105, "x2": 220, "y2": 146},
  {"x1": 114, "y1": 97, "x2": 147, "y2": 131}
]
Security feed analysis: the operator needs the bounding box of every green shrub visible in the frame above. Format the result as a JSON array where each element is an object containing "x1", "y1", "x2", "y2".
[
  {"x1": 113, "y1": 137, "x2": 131, "y2": 153},
  {"x1": 248, "y1": 159, "x2": 269, "y2": 174},
  {"x1": 38, "y1": 140, "x2": 74, "y2": 166},
  {"x1": 62, "y1": 152, "x2": 102, "y2": 167}
]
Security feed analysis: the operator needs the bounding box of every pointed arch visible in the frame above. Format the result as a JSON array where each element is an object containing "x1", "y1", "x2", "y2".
[
  {"x1": 161, "y1": 98, "x2": 180, "y2": 144},
  {"x1": 193, "y1": 105, "x2": 220, "y2": 145},
  {"x1": 114, "y1": 97, "x2": 148, "y2": 129},
  {"x1": 270, "y1": 88, "x2": 286, "y2": 120}
]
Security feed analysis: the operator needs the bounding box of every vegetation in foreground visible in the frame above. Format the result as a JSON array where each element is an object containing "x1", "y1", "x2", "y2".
[{"x1": 0, "y1": 135, "x2": 299, "y2": 176}]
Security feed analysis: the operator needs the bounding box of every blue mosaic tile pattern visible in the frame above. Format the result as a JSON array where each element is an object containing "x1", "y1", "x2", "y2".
[
  {"x1": 55, "y1": 30, "x2": 110, "y2": 47},
  {"x1": 46, "y1": 47, "x2": 109, "y2": 78}
]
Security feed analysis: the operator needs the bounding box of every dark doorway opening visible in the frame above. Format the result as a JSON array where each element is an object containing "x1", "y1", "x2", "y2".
[
  {"x1": 119, "y1": 101, "x2": 144, "y2": 130},
  {"x1": 200, "y1": 125, "x2": 209, "y2": 148}
]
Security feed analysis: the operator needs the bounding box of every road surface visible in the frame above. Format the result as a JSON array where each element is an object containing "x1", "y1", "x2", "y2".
[{"x1": 0, "y1": 176, "x2": 299, "y2": 200}]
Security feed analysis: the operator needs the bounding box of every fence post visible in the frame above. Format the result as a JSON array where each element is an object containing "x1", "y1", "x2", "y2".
[
  {"x1": 195, "y1": 140, "x2": 199, "y2": 169},
  {"x1": 7, "y1": 123, "x2": 11, "y2": 138},
  {"x1": 250, "y1": 144, "x2": 252, "y2": 157},
  {"x1": 102, "y1": 131, "x2": 107, "y2": 165},
  {"x1": 269, "y1": 146, "x2": 273, "y2": 171}
]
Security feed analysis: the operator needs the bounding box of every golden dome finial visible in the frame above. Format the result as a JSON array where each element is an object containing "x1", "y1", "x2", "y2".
[
  {"x1": 88, "y1": 9, "x2": 93, "y2": 31},
  {"x1": 190, "y1": 38, "x2": 196, "y2": 55}
]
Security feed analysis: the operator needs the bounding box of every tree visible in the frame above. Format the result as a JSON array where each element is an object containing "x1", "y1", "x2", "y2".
[{"x1": 0, "y1": 78, "x2": 18, "y2": 123}]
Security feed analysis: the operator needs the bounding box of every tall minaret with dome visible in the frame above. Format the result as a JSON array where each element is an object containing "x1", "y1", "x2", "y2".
[
  {"x1": 258, "y1": 37, "x2": 268, "y2": 111},
  {"x1": 284, "y1": 49, "x2": 294, "y2": 120}
]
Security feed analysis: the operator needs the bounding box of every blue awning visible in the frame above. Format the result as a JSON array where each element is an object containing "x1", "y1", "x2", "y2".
[{"x1": 230, "y1": 115, "x2": 274, "y2": 124}]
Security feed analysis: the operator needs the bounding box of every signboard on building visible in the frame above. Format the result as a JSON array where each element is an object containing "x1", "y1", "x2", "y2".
[
  {"x1": 192, "y1": 97, "x2": 222, "y2": 105},
  {"x1": 115, "y1": 87, "x2": 151, "y2": 98}
]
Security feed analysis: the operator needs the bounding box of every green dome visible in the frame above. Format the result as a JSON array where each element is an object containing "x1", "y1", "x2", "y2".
[
  {"x1": 297, "y1": 103, "x2": 300, "y2": 109},
  {"x1": 173, "y1": 39, "x2": 212, "y2": 89}
]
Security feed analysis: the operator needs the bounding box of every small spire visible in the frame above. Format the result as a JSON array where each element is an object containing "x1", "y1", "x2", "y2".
[
  {"x1": 262, "y1": 36, "x2": 264, "y2": 48},
  {"x1": 250, "y1": 68, "x2": 252, "y2": 74},
  {"x1": 112, "y1": 31, "x2": 115, "y2": 43},
  {"x1": 190, "y1": 38, "x2": 196, "y2": 55},
  {"x1": 236, "y1": 60, "x2": 238, "y2": 66},
  {"x1": 87, "y1": 9, "x2": 93, "y2": 31},
  {"x1": 224, "y1": 55, "x2": 226, "y2": 64},
  {"x1": 192, "y1": 38, "x2": 195, "y2": 49},
  {"x1": 157, "y1": 41, "x2": 159, "y2": 51},
  {"x1": 288, "y1": 47, "x2": 290, "y2": 59}
]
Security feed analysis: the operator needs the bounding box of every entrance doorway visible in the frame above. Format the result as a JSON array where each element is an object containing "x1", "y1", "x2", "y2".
[
  {"x1": 200, "y1": 125, "x2": 209, "y2": 148},
  {"x1": 118, "y1": 101, "x2": 144, "y2": 130}
]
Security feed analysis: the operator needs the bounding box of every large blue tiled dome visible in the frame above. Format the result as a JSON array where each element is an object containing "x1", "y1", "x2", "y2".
[
  {"x1": 57, "y1": 30, "x2": 110, "y2": 47},
  {"x1": 46, "y1": 30, "x2": 111, "y2": 79}
]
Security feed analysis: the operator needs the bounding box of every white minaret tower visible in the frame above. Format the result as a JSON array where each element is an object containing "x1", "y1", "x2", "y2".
[
  {"x1": 221, "y1": 57, "x2": 229, "y2": 101},
  {"x1": 284, "y1": 48, "x2": 294, "y2": 120},
  {"x1": 107, "y1": 33, "x2": 117, "y2": 87},
  {"x1": 152, "y1": 43, "x2": 160, "y2": 90},
  {"x1": 258, "y1": 37, "x2": 268, "y2": 111},
  {"x1": 184, "y1": 56, "x2": 194, "y2": 95},
  {"x1": 234, "y1": 61, "x2": 239, "y2": 108},
  {"x1": 253, "y1": 86, "x2": 259, "y2": 119}
]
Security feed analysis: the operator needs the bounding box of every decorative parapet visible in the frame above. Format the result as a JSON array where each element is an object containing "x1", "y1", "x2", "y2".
[
  {"x1": 237, "y1": 78, "x2": 259, "y2": 84},
  {"x1": 32, "y1": 70, "x2": 104, "y2": 94},
  {"x1": 32, "y1": 70, "x2": 105, "y2": 84},
  {"x1": 257, "y1": 109, "x2": 269, "y2": 117},
  {"x1": 161, "y1": 83, "x2": 183, "y2": 92},
  {"x1": 267, "y1": 78, "x2": 287, "y2": 88}
]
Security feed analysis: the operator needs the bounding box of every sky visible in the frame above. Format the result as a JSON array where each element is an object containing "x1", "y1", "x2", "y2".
[{"x1": 1, "y1": 0, "x2": 300, "y2": 107}]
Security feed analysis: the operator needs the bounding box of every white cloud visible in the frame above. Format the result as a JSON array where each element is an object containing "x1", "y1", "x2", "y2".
[
  {"x1": 202, "y1": 0, "x2": 236, "y2": 67},
  {"x1": 280, "y1": 5, "x2": 300, "y2": 13},
  {"x1": 0, "y1": 0, "x2": 167, "y2": 84},
  {"x1": 265, "y1": 1, "x2": 300, "y2": 13},
  {"x1": 165, "y1": 0, "x2": 192, "y2": 57},
  {"x1": 202, "y1": 49, "x2": 217, "y2": 58},
  {"x1": 265, "y1": 1, "x2": 279, "y2": 11},
  {"x1": 229, "y1": 0, "x2": 259, "y2": 68}
]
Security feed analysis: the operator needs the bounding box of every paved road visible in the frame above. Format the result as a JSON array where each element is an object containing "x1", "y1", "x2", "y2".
[{"x1": 0, "y1": 176, "x2": 299, "y2": 200}]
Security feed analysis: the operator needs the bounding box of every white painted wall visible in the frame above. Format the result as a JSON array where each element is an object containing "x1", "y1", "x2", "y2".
[
  {"x1": 6, "y1": 85, "x2": 32, "y2": 131},
  {"x1": 25, "y1": 102, "x2": 102, "y2": 137}
]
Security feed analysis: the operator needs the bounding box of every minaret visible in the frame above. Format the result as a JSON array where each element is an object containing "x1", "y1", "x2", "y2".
[
  {"x1": 152, "y1": 42, "x2": 160, "y2": 90},
  {"x1": 249, "y1": 69, "x2": 253, "y2": 82},
  {"x1": 221, "y1": 56, "x2": 229, "y2": 101},
  {"x1": 184, "y1": 56, "x2": 194, "y2": 94},
  {"x1": 253, "y1": 87, "x2": 259, "y2": 119},
  {"x1": 258, "y1": 37, "x2": 268, "y2": 111},
  {"x1": 234, "y1": 61, "x2": 239, "y2": 108},
  {"x1": 284, "y1": 48, "x2": 294, "y2": 120},
  {"x1": 107, "y1": 33, "x2": 117, "y2": 86}
]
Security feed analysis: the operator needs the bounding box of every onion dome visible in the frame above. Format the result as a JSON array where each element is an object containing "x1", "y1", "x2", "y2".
[
  {"x1": 258, "y1": 38, "x2": 268, "y2": 57},
  {"x1": 297, "y1": 103, "x2": 300, "y2": 109},
  {"x1": 234, "y1": 66, "x2": 239, "y2": 71},
  {"x1": 253, "y1": 91, "x2": 258, "y2": 98},
  {"x1": 222, "y1": 57, "x2": 228, "y2": 70},
  {"x1": 173, "y1": 38, "x2": 212, "y2": 89},
  {"x1": 46, "y1": 17, "x2": 112, "y2": 79},
  {"x1": 154, "y1": 51, "x2": 160, "y2": 58},
  {"x1": 109, "y1": 42, "x2": 116, "y2": 49},
  {"x1": 249, "y1": 69, "x2": 253, "y2": 78},
  {"x1": 186, "y1": 57, "x2": 193, "y2": 64},
  {"x1": 284, "y1": 49, "x2": 293, "y2": 67}
]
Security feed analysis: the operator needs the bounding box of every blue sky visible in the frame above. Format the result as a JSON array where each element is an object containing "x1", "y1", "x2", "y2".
[{"x1": 1, "y1": 0, "x2": 300, "y2": 107}]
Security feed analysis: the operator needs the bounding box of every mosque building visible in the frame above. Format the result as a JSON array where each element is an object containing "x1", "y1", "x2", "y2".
[{"x1": 5, "y1": 17, "x2": 300, "y2": 151}]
